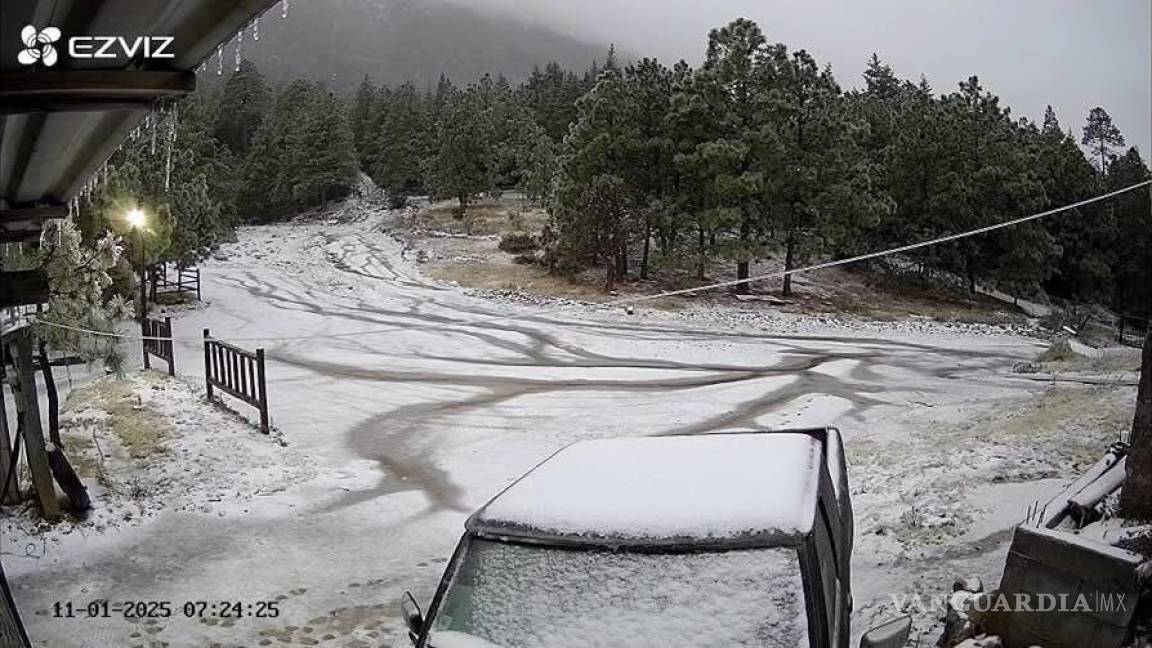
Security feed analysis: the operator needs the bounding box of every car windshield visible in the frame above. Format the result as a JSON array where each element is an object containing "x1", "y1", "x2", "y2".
[{"x1": 429, "y1": 538, "x2": 809, "y2": 648}]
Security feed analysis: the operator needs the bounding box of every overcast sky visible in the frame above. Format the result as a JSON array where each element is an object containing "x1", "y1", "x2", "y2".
[{"x1": 463, "y1": 0, "x2": 1151, "y2": 160}]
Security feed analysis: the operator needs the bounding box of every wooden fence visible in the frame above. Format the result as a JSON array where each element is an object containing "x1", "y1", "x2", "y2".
[
  {"x1": 202, "y1": 328, "x2": 269, "y2": 434},
  {"x1": 149, "y1": 264, "x2": 201, "y2": 302},
  {"x1": 141, "y1": 316, "x2": 175, "y2": 375},
  {"x1": 1118, "y1": 317, "x2": 1148, "y2": 348}
]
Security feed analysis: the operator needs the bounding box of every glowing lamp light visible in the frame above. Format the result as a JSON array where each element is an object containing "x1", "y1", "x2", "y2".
[{"x1": 126, "y1": 208, "x2": 147, "y2": 229}]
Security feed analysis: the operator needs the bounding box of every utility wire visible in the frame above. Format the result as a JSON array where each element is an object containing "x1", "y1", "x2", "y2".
[{"x1": 35, "y1": 179, "x2": 1152, "y2": 344}]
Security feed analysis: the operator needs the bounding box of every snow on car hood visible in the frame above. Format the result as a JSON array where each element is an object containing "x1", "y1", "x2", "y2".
[{"x1": 470, "y1": 433, "x2": 822, "y2": 543}]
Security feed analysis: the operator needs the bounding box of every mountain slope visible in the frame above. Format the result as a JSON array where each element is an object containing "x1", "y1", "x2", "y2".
[{"x1": 241, "y1": 0, "x2": 616, "y2": 89}]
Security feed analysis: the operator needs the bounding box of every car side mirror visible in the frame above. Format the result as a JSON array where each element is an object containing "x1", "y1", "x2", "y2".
[
  {"x1": 859, "y1": 615, "x2": 912, "y2": 648},
  {"x1": 400, "y1": 591, "x2": 425, "y2": 644}
]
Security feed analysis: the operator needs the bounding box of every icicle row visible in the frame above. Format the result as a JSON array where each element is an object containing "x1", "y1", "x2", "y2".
[
  {"x1": 235, "y1": 24, "x2": 244, "y2": 71},
  {"x1": 282, "y1": 0, "x2": 290, "y2": 19},
  {"x1": 253, "y1": 16, "x2": 260, "y2": 41},
  {"x1": 216, "y1": 43, "x2": 224, "y2": 75}
]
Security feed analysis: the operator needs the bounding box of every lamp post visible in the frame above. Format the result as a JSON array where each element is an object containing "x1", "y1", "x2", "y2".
[{"x1": 126, "y1": 207, "x2": 147, "y2": 328}]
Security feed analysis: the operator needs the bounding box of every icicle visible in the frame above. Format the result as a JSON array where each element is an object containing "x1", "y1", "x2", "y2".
[
  {"x1": 150, "y1": 112, "x2": 157, "y2": 155},
  {"x1": 164, "y1": 107, "x2": 177, "y2": 191},
  {"x1": 235, "y1": 26, "x2": 244, "y2": 72},
  {"x1": 253, "y1": 16, "x2": 260, "y2": 41},
  {"x1": 281, "y1": 0, "x2": 290, "y2": 19},
  {"x1": 216, "y1": 43, "x2": 224, "y2": 75}
]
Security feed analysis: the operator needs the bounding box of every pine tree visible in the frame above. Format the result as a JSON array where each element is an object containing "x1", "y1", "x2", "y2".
[
  {"x1": 373, "y1": 83, "x2": 427, "y2": 198},
  {"x1": 1034, "y1": 107, "x2": 1109, "y2": 302},
  {"x1": 426, "y1": 84, "x2": 495, "y2": 216},
  {"x1": 33, "y1": 219, "x2": 135, "y2": 371},
  {"x1": 215, "y1": 60, "x2": 269, "y2": 158},
  {"x1": 672, "y1": 19, "x2": 774, "y2": 292},
  {"x1": 1106, "y1": 147, "x2": 1152, "y2": 315},
  {"x1": 351, "y1": 75, "x2": 378, "y2": 168},
  {"x1": 295, "y1": 88, "x2": 359, "y2": 206},
  {"x1": 548, "y1": 67, "x2": 637, "y2": 288},
  {"x1": 621, "y1": 58, "x2": 676, "y2": 279},
  {"x1": 1081, "y1": 107, "x2": 1125, "y2": 176},
  {"x1": 770, "y1": 50, "x2": 885, "y2": 295}
]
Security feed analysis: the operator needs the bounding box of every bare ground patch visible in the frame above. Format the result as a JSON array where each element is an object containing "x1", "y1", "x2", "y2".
[{"x1": 393, "y1": 196, "x2": 1031, "y2": 325}]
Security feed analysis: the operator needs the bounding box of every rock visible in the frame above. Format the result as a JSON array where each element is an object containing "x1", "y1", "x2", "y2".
[
  {"x1": 953, "y1": 576, "x2": 984, "y2": 593},
  {"x1": 938, "y1": 584, "x2": 996, "y2": 647},
  {"x1": 1138, "y1": 560, "x2": 1152, "y2": 582}
]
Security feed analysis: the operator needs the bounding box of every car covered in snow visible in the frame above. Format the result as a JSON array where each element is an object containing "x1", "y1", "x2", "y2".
[{"x1": 400, "y1": 428, "x2": 912, "y2": 648}]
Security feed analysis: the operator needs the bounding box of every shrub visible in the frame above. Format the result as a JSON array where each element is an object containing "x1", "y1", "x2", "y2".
[{"x1": 499, "y1": 232, "x2": 538, "y2": 255}]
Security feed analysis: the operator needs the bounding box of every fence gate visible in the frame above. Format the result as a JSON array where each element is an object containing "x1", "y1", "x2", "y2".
[
  {"x1": 1117, "y1": 316, "x2": 1148, "y2": 348},
  {"x1": 149, "y1": 264, "x2": 201, "y2": 302},
  {"x1": 142, "y1": 316, "x2": 175, "y2": 376},
  {"x1": 202, "y1": 328, "x2": 269, "y2": 433}
]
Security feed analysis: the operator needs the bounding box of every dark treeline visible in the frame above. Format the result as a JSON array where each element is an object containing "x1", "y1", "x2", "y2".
[
  {"x1": 544, "y1": 19, "x2": 1150, "y2": 318},
  {"x1": 85, "y1": 18, "x2": 1150, "y2": 317}
]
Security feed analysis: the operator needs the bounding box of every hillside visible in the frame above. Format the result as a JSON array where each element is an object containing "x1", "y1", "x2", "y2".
[{"x1": 242, "y1": 0, "x2": 618, "y2": 89}]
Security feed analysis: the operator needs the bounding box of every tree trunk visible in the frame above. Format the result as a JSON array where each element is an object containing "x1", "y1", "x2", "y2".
[
  {"x1": 604, "y1": 257, "x2": 617, "y2": 292},
  {"x1": 640, "y1": 221, "x2": 651, "y2": 280},
  {"x1": 1121, "y1": 330, "x2": 1152, "y2": 519},
  {"x1": 782, "y1": 232, "x2": 796, "y2": 297},
  {"x1": 965, "y1": 254, "x2": 977, "y2": 295},
  {"x1": 735, "y1": 217, "x2": 751, "y2": 295},
  {"x1": 696, "y1": 227, "x2": 706, "y2": 280},
  {"x1": 616, "y1": 243, "x2": 628, "y2": 278}
]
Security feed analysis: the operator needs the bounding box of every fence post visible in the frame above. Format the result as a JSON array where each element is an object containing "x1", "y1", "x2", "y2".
[
  {"x1": 164, "y1": 317, "x2": 174, "y2": 376},
  {"x1": 256, "y1": 348, "x2": 269, "y2": 434},
  {"x1": 141, "y1": 318, "x2": 151, "y2": 370},
  {"x1": 203, "y1": 328, "x2": 213, "y2": 400},
  {"x1": 0, "y1": 347, "x2": 17, "y2": 505},
  {"x1": 1120, "y1": 319, "x2": 1125, "y2": 345},
  {"x1": 195, "y1": 269, "x2": 202, "y2": 301}
]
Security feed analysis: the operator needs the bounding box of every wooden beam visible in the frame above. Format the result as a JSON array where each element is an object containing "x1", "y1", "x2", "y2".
[
  {"x1": 0, "y1": 205, "x2": 67, "y2": 225},
  {"x1": 0, "y1": 70, "x2": 196, "y2": 115},
  {"x1": 0, "y1": 230, "x2": 41, "y2": 244},
  {"x1": 9, "y1": 330, "x2": 59, "y2": 520},
  {"x1": 0, "y1": 270, "x2": 50, "y2": 308}
]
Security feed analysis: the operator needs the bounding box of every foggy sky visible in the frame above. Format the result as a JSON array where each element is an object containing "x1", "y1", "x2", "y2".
[{"x1": 459, "y1": 0, "x2": 1151, "y2": 161}]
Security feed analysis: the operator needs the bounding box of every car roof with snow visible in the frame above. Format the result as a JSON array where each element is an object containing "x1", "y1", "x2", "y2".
[{"x1": 467, "y1": 431, "x2": 831, "y2": 548}]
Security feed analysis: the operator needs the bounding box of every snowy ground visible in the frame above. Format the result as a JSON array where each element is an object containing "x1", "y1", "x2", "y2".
[{"x1": 3, "y1": 200, "x2": 1137, "y2": 647}]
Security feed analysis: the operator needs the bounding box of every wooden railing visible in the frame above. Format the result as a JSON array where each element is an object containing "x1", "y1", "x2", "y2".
[
  {"x1": 202, "y1": 328, "x2": 268, "y2": 433},
  {"x1": 141, "y1": 316, "x2": 175, "y2": 376},
  {"x1": 149, "y1": 264, "x2": 201, "y2": 302},
  {"x1": 1118, "y1": 317, "x2": 1148, "y2": 349}
]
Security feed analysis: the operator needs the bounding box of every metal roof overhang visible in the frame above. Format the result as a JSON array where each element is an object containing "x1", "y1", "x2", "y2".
[{"x1": 0, "y1": 0, "x2": 280, "y2": 233}]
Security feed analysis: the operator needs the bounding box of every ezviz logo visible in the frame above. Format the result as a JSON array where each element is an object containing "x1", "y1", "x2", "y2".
[
  {"x1": 17, "y1": 24, "x2": 174, "y2": 67},
  {"x1": 17, "y1": 25, "x2": 61, "y2": 66}
]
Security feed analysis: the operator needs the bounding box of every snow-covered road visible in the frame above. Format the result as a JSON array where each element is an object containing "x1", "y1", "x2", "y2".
[{"x1": 9, "y1": 206, "x2": 1094, "y2": 647}]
